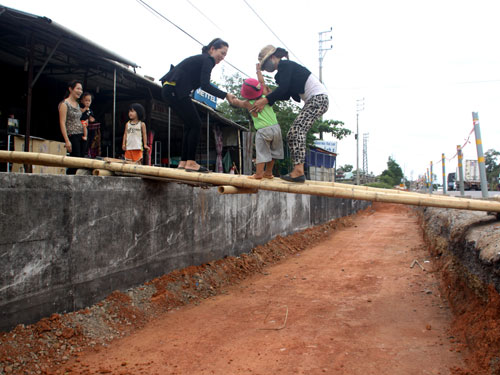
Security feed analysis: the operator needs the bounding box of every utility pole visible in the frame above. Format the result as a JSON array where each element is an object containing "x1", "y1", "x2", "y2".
[
  {"x1": 318, "y1": 28, "x2": 332, "y2": 83},
  {"x1": 429, "y1": 161, "x2": 433, "y2": 194},
  {"x1": 356, "y1": 98, "x2": 365, "y2": 185},
  {"x1": 472, "y1": 112, "x2": 489, "y2": 198},
  {"x1": 427, "y1": 168, "x2": 431, "y2": 193},
  {"x1": 363, "y1": 133, "x2": 369, "y2": 181},
  {"x1": 442, "y1": 153, "x2": 447, "y2": 195},
  {"x1": 457, "y1": 145, "x2": 465, "y2": 196}
]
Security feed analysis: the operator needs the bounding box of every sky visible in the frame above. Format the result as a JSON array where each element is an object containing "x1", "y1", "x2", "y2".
[{"x1": 5, "y1": 0, "x2": 500, "y2": 178}]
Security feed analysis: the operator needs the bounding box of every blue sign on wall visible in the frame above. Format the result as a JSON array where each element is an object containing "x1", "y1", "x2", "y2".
[
  {"x1": 314, "y1": 140, "x2": 337, "y2": 153},
  {"x1": 193, "y1": 85, "x2": 218, "y2": 109}
]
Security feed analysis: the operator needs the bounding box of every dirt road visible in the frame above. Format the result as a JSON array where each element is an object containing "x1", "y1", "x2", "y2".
[{"x1": 62, "y1": 204, "x2": 463, "y2": 375}]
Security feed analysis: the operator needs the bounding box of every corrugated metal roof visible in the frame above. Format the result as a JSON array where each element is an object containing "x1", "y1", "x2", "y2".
[{"x1": 0, "y1": 5, "x2": 138, "y2": 68}]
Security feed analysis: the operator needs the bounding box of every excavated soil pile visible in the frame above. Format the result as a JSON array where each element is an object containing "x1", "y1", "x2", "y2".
[
  {"x1": 420, "y1": 207, "x2": 500, "y2": 375},
  {"x1": 0, "y1": 213, "x2": 356, "y2": 375}
]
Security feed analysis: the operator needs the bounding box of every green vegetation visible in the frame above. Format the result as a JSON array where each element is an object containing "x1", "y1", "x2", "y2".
[
  {"x1": 485, "y1": 149, "x2": 500, "y2": 190},
  {"x1": 364, "y1": 181, "x2": 394, "y2": 189},
  {"x1": 378, "y1": 156, "x2": 404, "y2": 187},
  {"x1": 338, "y1": 164, "x2": 353, "y2": 173}
]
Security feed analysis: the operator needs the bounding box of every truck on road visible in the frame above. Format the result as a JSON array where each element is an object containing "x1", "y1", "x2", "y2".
[
  {"x1": 456, "y1": 159, "x2": 481, "y2": 190},
  {"x1": 447, "y1": 172, "x2": 456, "y2": 191}
]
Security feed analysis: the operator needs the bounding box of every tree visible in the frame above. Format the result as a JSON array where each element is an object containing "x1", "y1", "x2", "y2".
[
  {"x1": 314, "y1": 119, "x2": 350, "y2": 141},
  {"x1": 339, "y1": 164, "x2": 353, "y2": 172},
  {"x1": 216, "y1": 71, "x2": 251, "y2": 126},
  {"x1": 379, "y1": 157, "x2": 404, "y2": 187},
  {"x1": 485, "y1": 149, "x2": 500, "y2": 188}
]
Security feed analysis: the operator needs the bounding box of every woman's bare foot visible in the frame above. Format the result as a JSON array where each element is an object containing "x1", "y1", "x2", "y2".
[
  {"x1": 184, "y1": 162, "x2": 200, "y2": 170},
  {"x1": 177, "y1": 161, "x2": 187, "y2": 169},
  {"x1": 248, "y1": 174, "x2": 263, "y2": 180},
  {"x1": 262, "y1": 174, "x2": 274, "y2": 179}
]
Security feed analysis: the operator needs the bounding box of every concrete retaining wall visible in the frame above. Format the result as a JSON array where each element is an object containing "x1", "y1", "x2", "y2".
[{"x1": 0, "y1": 173, "x2": 370, "y2": 331}]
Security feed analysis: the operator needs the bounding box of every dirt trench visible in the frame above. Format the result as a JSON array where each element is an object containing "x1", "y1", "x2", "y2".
[{"x1": 1, "y1": 202, "x2": 499, "y2": 374}]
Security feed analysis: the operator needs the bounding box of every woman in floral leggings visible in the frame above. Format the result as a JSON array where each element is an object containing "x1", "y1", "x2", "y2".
[{"x1": 251, "y1": 45, "x2": 329, "y2": 183}]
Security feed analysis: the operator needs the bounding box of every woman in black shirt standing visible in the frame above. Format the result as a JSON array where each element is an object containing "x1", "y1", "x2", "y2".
[
  {"x1": 161, "y1": 38, "x2": 235, "y2": 172},
  {"x1": 251, "y1": 45, "x2": 329, "y2": 183}
]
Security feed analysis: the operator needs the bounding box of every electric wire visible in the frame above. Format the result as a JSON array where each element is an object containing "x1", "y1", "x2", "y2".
[
  {"x1": 136, "y1": 0, "x2": 203, "y2": 46},
  {"x1": 424, "y1": 126, "x2": 474, "y2": 185},
  {"x1": 185, "y1": 0, "x2": 224, "y2": 32},
  {"x1": 136, "y1": 0, "x2": 250, "y2": 77},
  {"x1": 242, "y1": 0, "x2": 306, "y2": 67}
]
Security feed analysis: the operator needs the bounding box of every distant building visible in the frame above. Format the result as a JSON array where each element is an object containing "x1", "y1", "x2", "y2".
[{"x1": 306, "y1": 145, "x2": 337, "y2": 182}]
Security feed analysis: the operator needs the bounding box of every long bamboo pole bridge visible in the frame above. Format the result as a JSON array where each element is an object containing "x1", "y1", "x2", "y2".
[{"x1": 2, "y1": 150, "x2": 500, "y2": 213}]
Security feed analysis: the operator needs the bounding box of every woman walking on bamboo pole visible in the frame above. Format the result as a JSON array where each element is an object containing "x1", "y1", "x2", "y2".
[
  {"x1": 251, "y1": 46, "x2": 329, "y2": 183},
  {"x1": 160, "y1": 38, "x2": 236, "y2": 173}
]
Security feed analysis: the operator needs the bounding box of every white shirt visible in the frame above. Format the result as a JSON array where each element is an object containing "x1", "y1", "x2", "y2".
[
  {"x1": 126, "y1": 121, "x2": 143, "y2": 150},
  {"x1": 300, "y1": 74, "x2": 328, "y2": 102}
]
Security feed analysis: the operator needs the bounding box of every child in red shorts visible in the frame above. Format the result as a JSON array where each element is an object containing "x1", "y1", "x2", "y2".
[{"x1": 122, "y1": 103, "x2": 150, "y2": 163}]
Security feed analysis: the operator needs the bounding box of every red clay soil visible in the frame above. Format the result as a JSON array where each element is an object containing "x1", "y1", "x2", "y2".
[
  {"x1": 432, "y1": 251, "x2": 500, "y2": 375},
  {"x1": 2, "y1": 203, "x2": 488, "y2": 374}
]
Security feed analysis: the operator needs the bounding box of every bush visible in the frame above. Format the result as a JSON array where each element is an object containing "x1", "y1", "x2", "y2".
[{"x1": 364, "y1": 181, "x2": 394, "y2": 189}]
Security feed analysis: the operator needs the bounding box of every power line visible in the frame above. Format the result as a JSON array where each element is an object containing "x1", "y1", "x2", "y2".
[
  {"x1": 136, "y1": 0, "x2": 203, "y2": 46},
  {"x1": 242, "y1": 0, "x2": 306, "y2": 67},
  {"x1": 185, "y1": 0, "x2": 224, "y2": 33},
  {"x1": 136, "y1": 0, "x2": 250, "y2": 77}
]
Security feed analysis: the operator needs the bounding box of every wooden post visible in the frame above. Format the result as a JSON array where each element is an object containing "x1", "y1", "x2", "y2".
[{"x1": 24, "y1": 34, "x2": 34, "y2": 173}]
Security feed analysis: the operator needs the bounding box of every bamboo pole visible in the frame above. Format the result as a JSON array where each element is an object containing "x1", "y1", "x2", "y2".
[
  {"x1": 2, "y1": 151, "x2": 500, "y2": 212},
  {"x1": 218, "y1": 186, "x2": 258, "y2": 194},
  {"x1": 92, "y1": 169, "x2": 114, "y2": 176},
  {"x1": 295, "y1": 179, "x2": 460, "y2": 200}
]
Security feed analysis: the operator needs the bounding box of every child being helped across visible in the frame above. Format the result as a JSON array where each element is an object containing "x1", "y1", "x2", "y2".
[
  {"x1": 228, "y1": 64, "x2": 283, "y2": 179},
  {"x1": 122, "y1": 103, "x2": 150, "y2": 164}
]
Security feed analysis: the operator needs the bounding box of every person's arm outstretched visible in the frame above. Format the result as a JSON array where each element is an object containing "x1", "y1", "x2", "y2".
[
  {"x1": 228, "y1": 96, "x2": 252, "y2": 110},
  {"x1": 256, "y1": 63, "x2": 271, "y2": 96}
]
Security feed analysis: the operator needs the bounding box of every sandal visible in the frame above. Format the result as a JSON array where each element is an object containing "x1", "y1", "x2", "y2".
[
  {"x1": 280, "y1": 174, "x2": 306, "y2": 183},
  {"x1": 185, "y1": 166, "x2": 209, "y2": 173}
]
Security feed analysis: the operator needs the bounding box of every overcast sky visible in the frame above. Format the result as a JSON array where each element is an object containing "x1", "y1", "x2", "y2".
[{"x1": 5, "y1": 0, "x2": 500, "y2": 178}]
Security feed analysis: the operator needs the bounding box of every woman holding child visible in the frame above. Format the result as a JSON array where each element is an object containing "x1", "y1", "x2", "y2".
[
  {"x1": 58, "y1": 80, "x2": 86, "y2": 175},
  {"x1": 251, "y1": 45, "x2": 329, "y2": 183}
]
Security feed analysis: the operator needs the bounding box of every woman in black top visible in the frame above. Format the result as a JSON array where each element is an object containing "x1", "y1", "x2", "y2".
[
  {"x1": 161, "y1": 38, "x2": 235, "y2": 172},
  {"x1": 251, "y1": 45, "x2": 329, "y2": 183}
]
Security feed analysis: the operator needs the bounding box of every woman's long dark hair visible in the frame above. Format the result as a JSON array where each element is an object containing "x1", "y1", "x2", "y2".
[
  {"x1": 202, "y1": 38, "x2": 228, "y2": 54},
  {"x1": 64, "y1": 80, "x2": 83, "y2": 99}
]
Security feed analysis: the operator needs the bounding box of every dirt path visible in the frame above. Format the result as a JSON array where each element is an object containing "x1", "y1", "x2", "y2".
[{"x1": 65, "y1": 204, "x2": 463, "y2": 374}]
